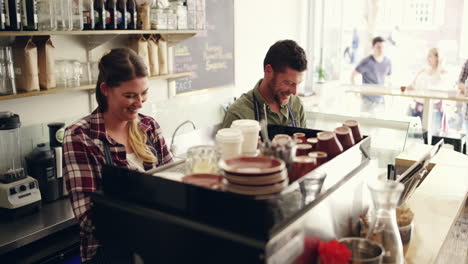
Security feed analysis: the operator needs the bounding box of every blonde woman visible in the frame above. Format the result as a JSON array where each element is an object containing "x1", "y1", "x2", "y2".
[
  {"x1": 407, "y1": 48, "x2": 448, "y2": 132},
  {"x1": 63, "y1": 48, "x2": 173, "y2": 263}
]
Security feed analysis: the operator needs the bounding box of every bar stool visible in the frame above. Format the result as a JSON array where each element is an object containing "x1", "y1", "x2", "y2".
[{"x1": 429, "y1": 132, "x2": 466, "y2": 154}]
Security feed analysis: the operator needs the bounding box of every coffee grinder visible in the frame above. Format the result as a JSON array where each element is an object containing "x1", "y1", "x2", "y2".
[
  {"x1": 26, "y1": 122, "x2": 66, "y2": 203},
  {"x1": 0, "y1": 112, "x2": 41, "y2": 218}
]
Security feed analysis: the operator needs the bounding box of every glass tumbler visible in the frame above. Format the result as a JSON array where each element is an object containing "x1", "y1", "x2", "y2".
[{"x1": 185, "y1": 145, "x2": 220, "y2": 174}]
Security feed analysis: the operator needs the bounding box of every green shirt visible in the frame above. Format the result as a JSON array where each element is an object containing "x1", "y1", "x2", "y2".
[{"x1": 221, "y1": 79, "x2": 306, "y2": 128}]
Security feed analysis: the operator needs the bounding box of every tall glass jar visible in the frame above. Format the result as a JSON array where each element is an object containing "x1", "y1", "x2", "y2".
[
  {"x1": 367, "y1": 180, "x2": 405, "y2": 264},
  {"x1": 37, "y1": 0, "x2": 57, "y2": 30}
]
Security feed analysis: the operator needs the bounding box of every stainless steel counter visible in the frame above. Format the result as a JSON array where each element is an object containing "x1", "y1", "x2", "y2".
[{"x1": 0, "y1": 198, "x2": 77, "y2": 255}]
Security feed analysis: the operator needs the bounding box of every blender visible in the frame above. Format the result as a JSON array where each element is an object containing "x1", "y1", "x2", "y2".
[{"x1": 0, "y1": 112, "x2": 41, "y2": 218}]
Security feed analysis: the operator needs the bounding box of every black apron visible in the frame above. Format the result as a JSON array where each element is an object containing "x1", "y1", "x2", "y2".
[{"x1": 253, "y1": 93, "x2": 297, "y2": 127}]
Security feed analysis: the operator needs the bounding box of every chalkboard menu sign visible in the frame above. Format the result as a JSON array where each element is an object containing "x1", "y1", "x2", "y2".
[{"x1": 174, "y1": 0, "x2": 234, "y2": 94}]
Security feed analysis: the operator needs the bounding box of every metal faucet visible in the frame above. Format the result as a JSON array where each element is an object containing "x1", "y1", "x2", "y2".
[{"x1": 170, "y1": 120, "x2": 197, "y2": 155}]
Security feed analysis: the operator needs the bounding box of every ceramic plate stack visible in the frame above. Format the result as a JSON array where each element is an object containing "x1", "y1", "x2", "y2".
[{"x1": 219, "y1": 156, "x2": 288, "y2": 196}]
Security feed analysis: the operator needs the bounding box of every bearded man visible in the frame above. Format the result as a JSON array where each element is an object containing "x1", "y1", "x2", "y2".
[{"x1": 221, "y1": 40, "x2": 308, "y2": 128}]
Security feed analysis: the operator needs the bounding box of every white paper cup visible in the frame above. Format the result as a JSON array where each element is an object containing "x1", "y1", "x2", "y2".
[
  {"x1": 216, "y1": 128, "x2": 243, "y2": 160},
  {"x1": 231, "y1": 119, "x2": 260, "y2": 155}
]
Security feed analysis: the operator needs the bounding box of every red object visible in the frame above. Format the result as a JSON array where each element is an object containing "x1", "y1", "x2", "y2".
[
  {"x1": 316, "y1": 132, "x2": 344, "y2": 159},
  {"x1": 318, "y1": 240, "x2": 352, "y2": 264},
  {"x1": 182, "y1": 174, "x2": 223, "y2": 188},
  {"x1": 288, "y1": 156, "x2": 317, "y2": 182},
  {"x1": 334, "y1": 126, "x2": 355, "y2": 150},
  {"x1": 343, "y1": 120, "x2": 363, "y2": 143}
]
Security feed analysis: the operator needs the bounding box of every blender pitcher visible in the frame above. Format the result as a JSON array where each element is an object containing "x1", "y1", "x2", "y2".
[
  {"x1": 0, "y1": 112, "x2": 25, "y2": 183},
  {"x1": 366, "y1": 179, "x2": 405, "y2": 264}
]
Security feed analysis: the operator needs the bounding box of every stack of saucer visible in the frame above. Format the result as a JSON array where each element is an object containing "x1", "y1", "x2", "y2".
[{"x1": 219, "y1": 156, "x2": 288, "y2": 196}]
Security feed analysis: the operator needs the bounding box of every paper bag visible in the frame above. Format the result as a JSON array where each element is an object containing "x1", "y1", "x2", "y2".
[
  {"x1": 35, "y1": 36, "x2": 56, "y2": 90},
  {"x1": 129, "y1": 35, "x2": 150, "y2": 73},
  {"x1": 13, "y1": 37, "x2": 39, "y2": 92},
  {"x1": 137, "y1": 3, "x2": 151, "y2": 30},
  {"x1": 158, "y1": 37, "x2": 168, "y2": 75},
  {"x1": 148, "y1": 35, "x2": 159, "y2": 76}
]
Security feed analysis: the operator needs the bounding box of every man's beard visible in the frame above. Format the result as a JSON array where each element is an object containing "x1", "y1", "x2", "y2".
[{"x1": 267, "y1": 76, "x2": 284, "y2": 106}]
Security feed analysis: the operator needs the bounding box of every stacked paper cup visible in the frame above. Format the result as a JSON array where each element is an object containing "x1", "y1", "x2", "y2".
[
  {"x1": 230, "y1": 119, "x2": 260, "y2": 156},
  {"x1": 216, "y1": 128, "x2": 244, "y2": 160}
]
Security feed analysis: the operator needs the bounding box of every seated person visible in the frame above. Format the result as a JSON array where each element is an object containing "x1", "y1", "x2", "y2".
[
  {"x1": 63, "y1": 48, "x2": 173, "y2": 263},
  {"x1": 221, "y1": 39, "x2": 308, "y2": 128},
  {"x1": 407, "y1": 48, "x2": 449, "y2": 133}
]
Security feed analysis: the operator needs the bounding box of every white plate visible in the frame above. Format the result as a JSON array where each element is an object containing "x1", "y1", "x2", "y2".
[
  {"x1": 224, "y1": 169, "x2": 287, "y2": 186},
  {"x1": 224, "y1": 179, "x2": 289, "y2": 196}
]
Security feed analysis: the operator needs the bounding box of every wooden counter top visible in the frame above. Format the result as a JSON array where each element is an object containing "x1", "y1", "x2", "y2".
[{"x1": 395, "y1": 144, "x2": 468, "y2": 264}]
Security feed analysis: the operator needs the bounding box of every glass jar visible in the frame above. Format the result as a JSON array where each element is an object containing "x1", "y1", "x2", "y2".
[
  {"x1": 366, "y1": 179, "x2": 405, "y2": 264},
  {"x1": 185, "y1": 145, "x2": 220, "y2": 174},
  {"x1": 166, "y1": 9, "x2": 176, "y2": 30}
]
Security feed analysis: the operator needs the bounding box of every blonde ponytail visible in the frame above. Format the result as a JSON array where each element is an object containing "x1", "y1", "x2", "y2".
[{"x1": 128, "y1": 119, "x2": 157, "y2": 164}]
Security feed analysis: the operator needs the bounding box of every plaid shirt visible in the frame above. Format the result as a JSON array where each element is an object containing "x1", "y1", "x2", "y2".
[
  {"x1": 459, "y1": 60, "x2": 468, "y2": 120},
  {"x1": 63, "y1": 109, "x2": 173, "y2": 262}
]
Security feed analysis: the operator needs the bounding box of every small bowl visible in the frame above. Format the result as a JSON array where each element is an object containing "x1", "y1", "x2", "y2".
[{"x1": 338, "y1": 237, "x2": 384, "y2": 264}]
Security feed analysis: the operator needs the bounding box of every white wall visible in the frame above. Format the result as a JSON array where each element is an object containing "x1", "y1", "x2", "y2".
[{"x1": 0, "y1": 1, "x2": 308, "y2": 141}]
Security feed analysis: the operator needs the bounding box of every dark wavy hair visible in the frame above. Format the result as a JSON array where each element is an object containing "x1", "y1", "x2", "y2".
[
  {"x1": 95, "y1": 48, "x2": 149, "y2": 112},
  {"x1": 372, "y1": 36, "x2": 385, "y2": 46},
  {"x1": 263, "y1": 40, "x2": 308, "y2": 73}
]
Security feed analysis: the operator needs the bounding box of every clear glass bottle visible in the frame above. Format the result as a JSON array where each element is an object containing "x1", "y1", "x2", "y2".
[
  {"x1": 366, "y1": 180, "x2": 405, "y2": 264},
  {"x1": 55, "y1": 0, "x2": 72, "y2": 31},
  {"x1": 37, "y1": 0, "x2": 56, "y2": 30},
  {"x1": 71, "y1": 0, "x2": 83, "y2": 30},
  {"x1": 149, "y1": 0, "x2": 157, "y2": 29}
]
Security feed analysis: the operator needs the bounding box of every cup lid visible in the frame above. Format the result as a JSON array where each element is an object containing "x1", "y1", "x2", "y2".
[
  {"x1": 216, "y1": 128, "x2": 244, "y2": 143},
  {"x1": 306, "y1": 138, "x2": 318, "y2": 144},
  {"x1": 231, "y1": 119, "x2": 260, "y2": 132}
]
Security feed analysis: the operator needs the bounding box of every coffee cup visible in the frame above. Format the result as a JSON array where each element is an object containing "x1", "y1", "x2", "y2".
[
  {"x1": 343, "y1": 120, "x2": 363, "y2": 143},
  {"x1": 288, "y1": 156, "x2": 317, "y2": 182},
  {"x1": 308, "y1": 151, "x2": 328, "y2": 166},
  {"x1": 231, "y1": 119, "x2": 260, "y2": 155},
  {"x1": 216, "y1": 128, "x2": 244, "y2": 160},
  {"x1": 296, "y1": 143, "x2": 313, "y2": 156},
  {"x1": 293, "y1": 132, "x2": 306, "y2": 143},
  {"x1": 400, "y1": 86, "x2": 406, "y2": 92},
  {"x1": 334, "y1": 126, "x2": 355, "y2": 150},
  {"x1": 316, "y1": 131, "x2": 343, "y2": 159},
  {"x1": 306, "y1": 137, "x2": 318, "y2": 150}
]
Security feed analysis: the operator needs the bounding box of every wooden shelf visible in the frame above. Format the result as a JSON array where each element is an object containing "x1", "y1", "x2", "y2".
[
  {"x1": 0, "y1": 30, "x2": 203, "y2": 37},
  {"x1": 0, "y1": 72, "x2": 192, "y2": 102}
]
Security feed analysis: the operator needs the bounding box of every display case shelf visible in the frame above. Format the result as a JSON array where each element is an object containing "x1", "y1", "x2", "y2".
[{"x1": 0, "y1": 72, "x2": 192, "y2": 102}]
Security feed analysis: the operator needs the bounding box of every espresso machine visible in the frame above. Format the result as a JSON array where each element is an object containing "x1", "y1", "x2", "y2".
[{"x1": 0, "y1": 112, "x2": 41, "y2": 218}]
